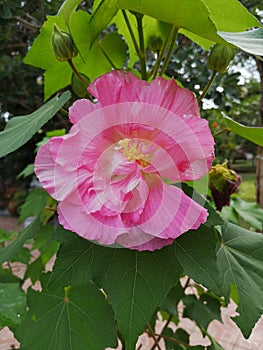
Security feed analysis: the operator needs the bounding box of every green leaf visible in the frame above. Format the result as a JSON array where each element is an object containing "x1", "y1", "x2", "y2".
[
  {"x1": 0, "y1": 216, "x2": 40, "y2": 265},
  {"x1": 102, "y1": 247, "x2": 182, "y2": 350},
  {"x1": 70, "y1": 11, "x2": 126, "y2": 79},
  {"x1": 19, "y1": 188, "x2": 50, "y2": 223},
  {"x1": 161, "y1": 282, "x2": 185, "y2": 322},
  {"x1": 0, "y1": 91, "x2": 71, "y2": 158},
  {"x1": 163, "y1": 327, "x2": 190, "y2": 350},
  {"x1": 0, "y1": 282, "x2": 26, "y2": 328},
  {"x1": 24, "y1": 15, "x2": 72, "y2": 99},
  {"x1": 201, "y1": 0, "x2": 261, "y2": 32},
  {"x1": 217, "y1": 221, "x2": 263, "y2": 338},
  {"x1": 47, "y1": 234, "x2": 183, "y2": 350},
  {"x1": 17, "y1": 163, "x2": 35, "y2": 179},
  {"x1": 16, "y1": 282, "x2": 118, "y2": 350},
  {"x1": 229, "y1": 198, "x2": 263, "y2": 231},
  {"x1": 183, "y1": 293, "x2": 222, "y2": 331},
  {"x1": 90, "y1": 0, "x2": 118, "y2": 43},
  {"x1": 100, "y1": 32, "x2": 127, "y2": 69},
  {"x1": 173, "y1": 225, "x2": 222, "y2": 295},
  {"x1": 25, "y1": 225, "x2": 59, "y2": 284},
  {"x1": 58, "y1": 0, "x2": 82, "y2": 26},
  {"x1": 218, "y1": 28, "x2": 263, "y2": 56},
  {"x1": 223, "y1": 114, "x2": 263, "y2": 146}
]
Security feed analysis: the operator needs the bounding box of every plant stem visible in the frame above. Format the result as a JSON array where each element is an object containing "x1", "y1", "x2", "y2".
[
  {"x1": 68, "y1": 59, "x2": 89, "y2": 86},
  {"x1": 150, "y1": 314, "x2": 173, "y2": 350},
  {"x1": 147, "y1": 323, "x2": 162, "y2": 350},
  {"x1": 122, "y1": 10, "x2": 142, "y2": 61},
  {"x1": 151, "y1": 331, "x2": 191, "y2": 347},
  {"x1": 159, "y1": 26, "x2": 179, "y2": 76},
  {"x1": 197, "y1": 70, "x2": 217, "y2": 102},
  {"x1": 213, "y1": 127, "x2": 231, "y2": 137},
  {"x1": 135, "y1": 13, "x2": 147, "y2": 80},
  {"x1": 149, "y1": 23, "x2": 175, "y2": 79}
]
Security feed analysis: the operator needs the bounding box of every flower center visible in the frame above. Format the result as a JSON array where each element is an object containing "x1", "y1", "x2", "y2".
[{"x1": 117, "y1": 138, "x2": 153, "y2": 167}]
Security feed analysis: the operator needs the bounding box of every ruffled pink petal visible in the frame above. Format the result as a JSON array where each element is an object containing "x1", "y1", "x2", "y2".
[
  {"x1": 140, "y1": 77, "x2": 200, "y2": 116},
  {"x1": 137, "y1": 175, "x2": 208, "y2": 239},
  {"x1": 88, "y1": 70, "x2": 147, "y2": 106},
  {"x1": 57, "y1": 191, "x2": 128, "y2": 245},
  {"x1": 69, "y1": 98, "x2": 100, "y2": 124}
]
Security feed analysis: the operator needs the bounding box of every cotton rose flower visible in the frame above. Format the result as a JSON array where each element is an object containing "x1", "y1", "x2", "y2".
[{"x1": 35, "y1": 71, "x2": 214, "y2": 251}]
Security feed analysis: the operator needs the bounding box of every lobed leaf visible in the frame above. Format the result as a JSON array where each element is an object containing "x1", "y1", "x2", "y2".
[
  {"x1": 217, "y1": 221, "x2": 263, "y2": 338},
  {"x1": 16, "y1": 282, "x2": 118, "y2": 350},
  {"x1": 0, "y1": 91, "x2": 71, "y2": 158}
]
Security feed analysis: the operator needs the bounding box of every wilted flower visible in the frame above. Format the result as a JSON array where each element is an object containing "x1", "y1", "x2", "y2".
[
  {"x1": 35, "y1": 71, "x2": 214, "y2": 251},
  {"x1": 209, "y1": 162, "x2": 241, "y2": 211}
]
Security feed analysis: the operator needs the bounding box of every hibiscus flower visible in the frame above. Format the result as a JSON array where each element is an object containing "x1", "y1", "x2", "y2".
[{"x1": 35, "y1": 71, "x2": 214, "y2": 251}]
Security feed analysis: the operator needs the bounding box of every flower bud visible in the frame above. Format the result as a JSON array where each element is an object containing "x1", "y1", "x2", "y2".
[
  {"x1": 148, "y1": 36, "x2": 163, "y2": 53},
  {"x1": 71, "y1": 73, "x2": 91, "y2": 98},
  {"x1": 209, "y1": 162, "x2": 241, "y2": 211},
  {"x1": 207, "y1": 44, "x2": 235, "y2": 73},
  {"x1": 51, "y1": 23, "x2": 78, "y2": 62}
]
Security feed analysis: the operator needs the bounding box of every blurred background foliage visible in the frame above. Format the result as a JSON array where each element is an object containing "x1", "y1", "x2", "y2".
[{"x1": 0, "y1": 0, "x2": 262, "y2": 214}]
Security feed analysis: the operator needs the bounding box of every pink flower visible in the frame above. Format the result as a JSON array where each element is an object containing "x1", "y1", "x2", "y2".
[{"x1": 35, "y1": 71, "x2": 214, "y2": 251}]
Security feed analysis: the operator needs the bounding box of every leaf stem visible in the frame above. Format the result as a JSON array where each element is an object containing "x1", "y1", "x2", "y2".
[
  {"x1": 135, "y1": 13, "x2": 147, "y2": 80},
  {"x1": 150, "y1": 314, "x2": 173, "y2": 350},
  {"x1": 147, "y1": 323, "x2": 162, "y2": 350},
  {"x1": 213, "y1": 127, "x2": 231, "y2": 137},
  {"x1": 150, "y1": 331, "x2": 190, "y2": 347},
  {"x1": 122, "y1": 10, "x2": 142, "y2": 61},
  {"x1": 67, "y1": 59, "x2": 89, "y2": 86},
  {"x1": 197, "y1": 70, "x2": 217, "y2": 102},
  {"x1": 159, "y1": 26, "x2": 179, "y2": 76},
  {"x1": 150, "y1": 23, "x2": 176, "y2": 79}
]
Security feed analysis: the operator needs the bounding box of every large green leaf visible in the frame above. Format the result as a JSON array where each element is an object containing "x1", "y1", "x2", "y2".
[
  {"x1": 24, "y1": 11, "x2": 126, "y2": 99},
  {"x1": 23, "y1": 16, "x2": 72, "y2": 99},
  {"x1": 222, "y1": 198, "x2": 263, "y2": 231},
  {"x1": 218, "y1": 28, "x2": 263, "y2": 56},
  {"x1": 182, "y1": 293, "x2": 222, "y2": 331},
  {"x1": 117, "y1": 0, "x2": 260, "y2": 48},
  {"x1": 223, "y1": 114, "x2": 263, "y2": 146},
  {"x1": 201, "y1": 0, "x2": 261, "y2": 32},
  {"x1": 118, "y1": 0, "x2": 222, "y2": 45},
  {"x1": 217, "y1": 221, "x2": 263, "y2": 338},
  {"x1": 47, "y1": 233, "x2": 183, "y2": 350},
  {"x1": 0, "y1": 216, "x2": 40, "y2": 265},
  {"x1": 16, "y1": 282, "x2": 118, "y2": 350},
  {"x1": 90, "y1": 0, "x2": 118, "y2": 43},
  {"x1": 0, "y1": 283, "x2": 26, "y2": 328},
  {"x1": 0, "y1": 91, "x2": 71, "y2": 158},
  {"x1": 173, "y1": 225, "x2": 222, "y2": 295}
]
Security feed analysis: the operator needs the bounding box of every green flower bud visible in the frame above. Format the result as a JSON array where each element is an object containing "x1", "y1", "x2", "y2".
[
  {"x1": 207, "y1": 44, "x2": 235, "y2": 73},
  {"x1": 71, "y1": 73, "x2": 91, "y2": 98},
  {"x1": 148, "y1": 36, "x2": 163, "y2": 53},
  {"x1": 51, "y1": 23, "x2": 78, "y2": 62}
]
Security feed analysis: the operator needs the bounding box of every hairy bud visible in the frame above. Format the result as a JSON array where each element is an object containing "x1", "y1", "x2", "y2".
[
  {"x1": 148, "y1": 36, "x2": 163, "y2": 53},
  {"x1": 209, "y1": 162, "x2": 241, "y2": 211},
  {"x1": 207, "y1": 44, "x2": 235, "y2": 73},
  {"x1": 51, "y1": 23, "x2": 78, "y2": 62}
]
